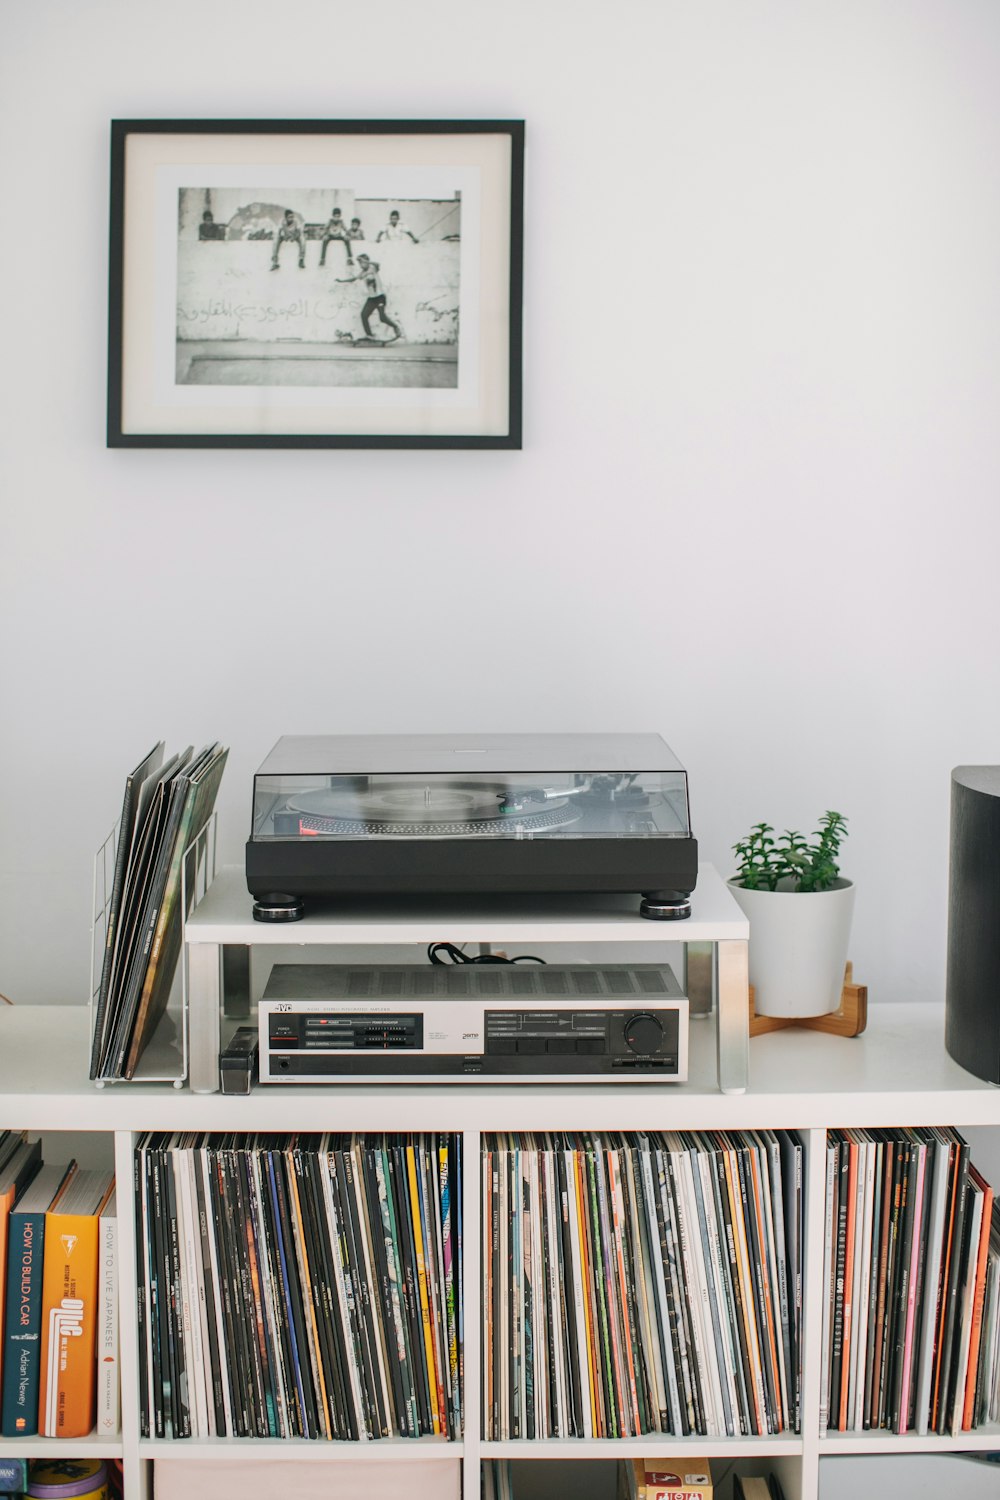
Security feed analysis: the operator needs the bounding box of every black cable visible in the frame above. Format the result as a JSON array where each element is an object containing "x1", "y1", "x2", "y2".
[{"x1": 426, "y1": 942, "x2": 546, "y2": 966}]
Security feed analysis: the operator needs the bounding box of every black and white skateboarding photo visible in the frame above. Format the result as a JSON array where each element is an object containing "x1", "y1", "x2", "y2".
[{"x1": 175, "y1": 186, "x2": 461, "y2": 390}]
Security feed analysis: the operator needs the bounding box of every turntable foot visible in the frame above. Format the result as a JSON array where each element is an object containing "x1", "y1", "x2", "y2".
[
  {"x1": 639, "y1": 891, "x2": 692, "y2": 921},
  {"x1": 252, "y1": 893, "x2": 306, "y2": 923}
]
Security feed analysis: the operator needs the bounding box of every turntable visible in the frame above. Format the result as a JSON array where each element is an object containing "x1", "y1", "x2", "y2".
[{"x1": 245, "y1": 733, "x2": 698, "y2": 922}]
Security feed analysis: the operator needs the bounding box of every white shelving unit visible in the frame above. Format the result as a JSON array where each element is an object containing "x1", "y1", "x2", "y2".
[{"x1": 2, "y1": 872, "x2": 999, "y2": 1500}]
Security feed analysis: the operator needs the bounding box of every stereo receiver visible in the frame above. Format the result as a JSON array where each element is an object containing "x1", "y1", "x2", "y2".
[{"x1": 259, "y1": 963, "x2": 689, "y2": 1084}]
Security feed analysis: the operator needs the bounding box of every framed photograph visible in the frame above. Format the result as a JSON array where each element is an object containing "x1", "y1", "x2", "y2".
[{"x1": 107, "y1": 119, "x2": 523, "y2": 449}]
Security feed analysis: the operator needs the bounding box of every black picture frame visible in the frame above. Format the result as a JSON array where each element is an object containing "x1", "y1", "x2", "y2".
[{"x1": 107, "y1": 118, "x2": 523, "y2": 449}]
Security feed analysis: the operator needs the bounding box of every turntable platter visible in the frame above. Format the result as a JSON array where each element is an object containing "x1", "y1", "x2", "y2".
[{"x1": 286, "y1": 781, "x2": 583, "y2": 837}]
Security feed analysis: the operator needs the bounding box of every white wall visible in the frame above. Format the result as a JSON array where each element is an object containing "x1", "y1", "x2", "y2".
[{"x1": 2, "y1": 0, "x2": 1000, "y2": 1011}]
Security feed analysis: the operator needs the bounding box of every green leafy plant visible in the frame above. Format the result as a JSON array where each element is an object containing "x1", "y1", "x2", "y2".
[{"x1": 732, "y1": 811, "x2": 848, "y2": 893}]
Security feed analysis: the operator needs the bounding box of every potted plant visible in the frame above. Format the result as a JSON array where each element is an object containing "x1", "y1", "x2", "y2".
[{"x1": 728, "y1": 811, "x2": 854, "y2": 1018}]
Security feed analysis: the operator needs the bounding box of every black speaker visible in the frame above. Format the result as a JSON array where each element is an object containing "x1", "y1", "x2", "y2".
[{"x1": 946, "y1": 765, "x2": 1000, "y2": 1084}]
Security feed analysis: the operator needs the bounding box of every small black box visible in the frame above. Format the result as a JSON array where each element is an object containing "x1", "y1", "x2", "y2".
[{"x1": 220, "y1": 1025, "x2": 259, "y2": 1094}]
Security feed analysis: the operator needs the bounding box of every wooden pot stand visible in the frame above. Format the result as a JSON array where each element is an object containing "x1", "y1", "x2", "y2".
[{"x1": 748, "y1": 962, "x2": 867, "y2": 1038}]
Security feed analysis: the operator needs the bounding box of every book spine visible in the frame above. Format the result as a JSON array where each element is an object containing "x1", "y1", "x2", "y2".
[
  {"x1": 0, "y1": 1212, "x2": 46, "y2": 1435},
  {"x1": 97, "y1": 1207, "x2": 119, "y2": 1436},
  {"x1": 39, "y1": 1214, "x2": 100, "y2": 1438}
]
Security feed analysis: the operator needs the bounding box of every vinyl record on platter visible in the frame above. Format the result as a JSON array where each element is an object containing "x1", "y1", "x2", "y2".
[{"x1": 286, "y1": 781, "x2": 582, "y2": 836}]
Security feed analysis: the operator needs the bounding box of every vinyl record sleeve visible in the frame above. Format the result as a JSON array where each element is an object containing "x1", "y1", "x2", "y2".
[
  {"x1": 249, "y1": 1152, "x2": 293, "y2": 1438},
  {"x1": 194, "y1": 1150, "x2": 229, "y2": 1436}
]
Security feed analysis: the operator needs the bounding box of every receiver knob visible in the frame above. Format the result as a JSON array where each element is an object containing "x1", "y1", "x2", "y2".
[{"x1": 623, "y1": 1012, "x2": 663, "y2": 1056}]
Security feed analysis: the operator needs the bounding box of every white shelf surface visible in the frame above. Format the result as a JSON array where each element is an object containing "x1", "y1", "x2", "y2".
[
  {"x1": 0, "y1": 1431, "x2": 122, "y2": 1458},
  {"x1": 481, "y1": 1435, "x2": 804, "y2": 1458},
  {"x1": 1, "y1": 1000, "x2": 997, "y2": 1132},
  {"x1": 184, "y1": 863, "x2": 748, "y2": 947},
  {"x1": 139, "y1": 1436, "x2": 462, "y2": 1461},
  {"x1": 818, "y1": 1427, "x2": 1000, "y2": 1453}
]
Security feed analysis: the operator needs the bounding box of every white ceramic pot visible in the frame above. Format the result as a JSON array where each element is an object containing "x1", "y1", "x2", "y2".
[{"x1": 727, "y1": 877, "x2": 856, "y2": 1018}]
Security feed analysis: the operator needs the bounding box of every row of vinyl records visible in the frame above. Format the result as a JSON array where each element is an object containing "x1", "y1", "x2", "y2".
[
  {"x1": 134, "y1": 1132, "x2": 463, "y2": 1440},
  {"x1": 0, "y1": 1131, "x2": 118, "y2": 1439},
  {"x1": 821, "y1": 1126, "x2": 1000, "y2": 1434},
  {"x1": 482, "y1": 1131, "x2": 803, "y2": 1441}
]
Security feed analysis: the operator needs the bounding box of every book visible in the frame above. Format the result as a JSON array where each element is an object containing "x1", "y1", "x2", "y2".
[
  {"x1": 623, "y1": 1456, "x2": 714, "y2": 1499},
  {"x1": 0, "y1": 1136, "x2": 41, "y2": 1390},
  {"x1": 0, "y1": 1456, "x2": 29, "y2": 1493},
  {"x1": 97, "y1": 1189, "x2": 119, "y2": 1436},
  {"x1": 38, "y1": 1167, "x2": 115, "y2": 1437},
  {"x1": 0, "y1": 1161, "x2": 77, "y2": 1436}
]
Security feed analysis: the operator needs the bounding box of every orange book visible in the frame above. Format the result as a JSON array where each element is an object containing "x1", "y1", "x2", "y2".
[{"x1": 38, "y1": 1170, "x2": 114, "y2": 1438}]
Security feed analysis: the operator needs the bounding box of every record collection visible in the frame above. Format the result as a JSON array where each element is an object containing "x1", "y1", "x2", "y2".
[
  {"x1": 481, "y1": 1130, "x2": 803, "y2": 1440},
  {"x1": 133, "y1": 1132, "x2": 462, "y2": 1440},
  {"x1": 821, "y1": 1127, "x2": 1000, "y2": 1434},
  {"x1": 91, "y1": 741, "x2": 228, "y2": 1081}
]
